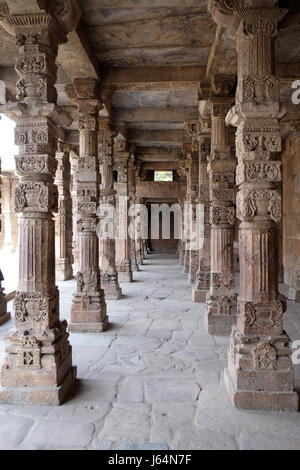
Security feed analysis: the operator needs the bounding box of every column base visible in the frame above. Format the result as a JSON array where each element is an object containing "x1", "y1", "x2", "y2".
[
  {"x1": 118, "y1": 271, "x2": 133, "y2": 283},
  {"x1": 101, "y1": 273, "x2": 122, "y2": 300},
  {"x1": 131, "y1": 263, "x2": 139, "y2": 272},
  {"x1": 103, "y1": 286, "x2": 122, "y2": 300},
  {"x1": 56, "y1": 259, "x2": 73, "y2": 281},
  {"x1": 0, "y1": 312, "x2": 11, "y2": 326},
  {"x1": 193, "y1": 289, "x2": 208, "y2": 303},
  {"x1": 288, "y1": 287, "x2": 300, "y2": 302},
  {"x1": 0, "y1": 366, "x2": 77, "y2": 406},
  {"x1": 224, "y1": 367, "x2": 299, "y2": 412},
  {"x1": 206, "y1": 294, "x2": 237, "y2": 336},
  {"x1": 69, "y1": 318, "x2": 108, "y2": 333},
  {"x1": 70, "y1": 291, "x2": 108, "y2": 332}
]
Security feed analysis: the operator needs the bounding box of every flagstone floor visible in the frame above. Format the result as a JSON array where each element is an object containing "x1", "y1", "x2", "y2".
[{"x1": 0, "y1": 253, "x2": 300, "y2": 450}]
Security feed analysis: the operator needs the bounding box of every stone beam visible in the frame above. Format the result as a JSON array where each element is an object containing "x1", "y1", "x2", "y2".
[
  {"x1": 58, "y1": 26, "x2": 99, "y2": 80},
  {"x1": 112, "y1": 107, "x2": 198, "y2": 122},
  {"x1": 206, "y1": 24, "x2": 223, "y2": 77},
  {"x1": 136, "y1": 148, "x2": 182, "y2": 162},
  {"x1": 128, "y1": 129, "x2": 184, "y2": 145},
  {"x1": 102, "y1": 66, "x2": 206, "y2": 91},
  {"x1": 141, "y1": 161, "x2": 179, "y2": 170},
  {"x1": 136, "y1": 181, "x2": 184, "y2": 199}
]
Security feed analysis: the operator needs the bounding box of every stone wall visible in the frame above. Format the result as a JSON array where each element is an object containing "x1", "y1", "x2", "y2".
[{"x1": 282, "y1": 133, "x2": 300, "y2": 293}]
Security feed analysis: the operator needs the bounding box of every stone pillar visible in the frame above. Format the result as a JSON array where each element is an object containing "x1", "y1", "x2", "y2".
[
  {"x1": 184, "y1": 122, "x2": 200, "y2": 284},
  {"x1": 135, "y1": 165, "x2": 145, "y2": 266},
  {"x1": 67, "y1": 79, "x2": 108, "y2": 332},
  {"x1": 70, "y1": 150, "x2": 79, "y2": 270},
  {"x1": 224, "y1": 6, "x2": 298, "y2": 411},
  {"x1": 0, "y1": 2, "x2": 81, "y2": 405},
  {"x1": 177, "y1": 161, "x2": 188, "y2": 267},
  {"x1": 178, "y1": 195, "x2": 185, "y2": 267},
  {"x1": 55, "y1": 142, "x2": 73, "y2": 281},
  {"x1": 135, "y1": 196, "x2": 144, "y2": 266},
  {"x1": 193, "y1": 118, "x2": 211, "y2": 302},
  {"x1": 128, "y1": 153, "x2": 140, "y2": 272},
  {"x1": 181, "y1": 155, "x2": 191, "y2": 274},
  {"x1": 98, "y1": 114, "x2": 122, "y2": 300},
  {"x1": 206, "y1": 76, "x2": 237, "y2": 335},
  {"x1": 115, "y1": 132, "x2": 133, "y2": 282}
]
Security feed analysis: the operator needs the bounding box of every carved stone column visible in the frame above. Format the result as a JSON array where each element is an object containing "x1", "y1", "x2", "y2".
[
  {"x1": 115, "y1": 132, "x2": 133, "y2": 282},
  {"x1": 0, "y1": 1, "x2": 81, "y2": 405},
  {"x1": 135, "y1": 199, "x2": 144, "y2": 266},
  {"x1": 98, "y1": 114, "x2": 122, "y2": 300},
  {"x1": 128, "y1": 153, "x2": 140, "y2": 273},
  {"x1": 67, "y1": 79, "x2": 108, "y2": 332},
  {"x1": 135, "y1": 163, "x2": 144, "y2": 266},
  {"x1": 55, "y1": 142, "x2": 73, "y2": 281},
  {"x1": 193, "y1": 118, "x2": 212, "y2": 302},
  {"x1": 184, "y1": 122, "x2": 200, "y2": 284},
  {"x1": 181, "y1": 154, "x2": 191, "y2": 274},
  {"x1": 70, "y1": 150, "x2": 79, "y2": 270},
  {"x1": 206, "y1": 76, "x2": 237, "y2": 335},
  {"x1": 177, "y1": 161, "x2": 188, "y2": 267},
  {"x1": 224, "y1": 6, "x2": 298, "y2": 411}
]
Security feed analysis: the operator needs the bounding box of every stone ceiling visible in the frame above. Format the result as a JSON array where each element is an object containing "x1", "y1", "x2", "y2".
[{"x1": 0, "y1": 0, "x2": 300, "y2": 168}]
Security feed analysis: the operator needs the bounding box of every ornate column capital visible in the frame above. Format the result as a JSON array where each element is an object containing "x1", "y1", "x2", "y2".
[
  {"x1": 209, "y1": 75, "x2": 236, "y2": 117},
  {"x1": 66, "y1": 78, "x2": 100, "y2": 104},
  {"x1": 0, "y1": 1, "x2": 81, "y2": 34},
  {"x1": 237, "y1": 7, "x2": 288, "y2": 37}
]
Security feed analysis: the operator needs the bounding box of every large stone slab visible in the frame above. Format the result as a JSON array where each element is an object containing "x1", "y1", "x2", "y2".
[
  {"x1": 0, "y1": 415, "x2": 33, "y2": 450},
  {"x1": 145, "y1": 379, "x2": 200, "y2": 402},
  {"x1": 23, "y1": 419, "x2": 95, "y2": 450},
  {"x1": 99, "y1": 403, "x2": 150, "y2": 442}
]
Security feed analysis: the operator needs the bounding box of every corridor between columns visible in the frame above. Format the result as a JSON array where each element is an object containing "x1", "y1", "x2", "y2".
[{"x1": 0, "y1": 252, "x2": 299, "y2": 450}]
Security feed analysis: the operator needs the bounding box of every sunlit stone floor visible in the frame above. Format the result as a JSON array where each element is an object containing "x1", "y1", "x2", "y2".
[{"x1": 0, "y1": 253, "x2": 300, "y2": 450}]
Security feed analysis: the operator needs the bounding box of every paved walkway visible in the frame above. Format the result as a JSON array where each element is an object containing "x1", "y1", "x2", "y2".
[{"x1": 0, "y1": 253, "x2": 300, "y2": 450}]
